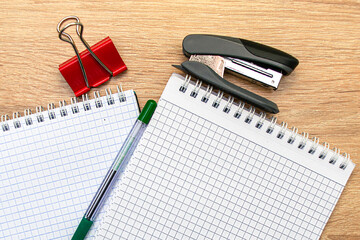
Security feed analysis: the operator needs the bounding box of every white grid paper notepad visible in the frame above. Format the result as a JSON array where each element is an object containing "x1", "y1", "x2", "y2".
[
  {"x1": 95, "y1": 74, "x2": 354, "y2": 240},
  {"x1": 0, "y1": 90, "x2": 139, "y2": 239}
]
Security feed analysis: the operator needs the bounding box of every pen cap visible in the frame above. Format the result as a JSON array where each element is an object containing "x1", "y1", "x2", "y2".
[
  {"x1": 138, "y1": 100, "x2": 157, "y2": 124},
  {"x1": 72, "y1": 217, "x2": 93, "y2": 240}
]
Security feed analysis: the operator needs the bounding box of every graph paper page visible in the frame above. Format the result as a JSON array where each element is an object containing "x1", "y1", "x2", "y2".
[
  {"x1": 96, "y1": 74, "x2": 354, "y2": 240},
  {"x1": 0, "y1": 91, "x2": 139, "y2": 239}
]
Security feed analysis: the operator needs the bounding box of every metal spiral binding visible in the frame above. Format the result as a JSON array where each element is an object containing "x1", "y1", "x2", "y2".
[
  {"x1": 48, "y1": 103, "x2": 56, "y2": 119},
  {"x1": 190, "y1": 80, "x2": 202, "y2": 98},
  {"x1": 13, "y1": 112, "x2": 21, "y2": 128},
  {"x1": 212, "y1": 91, "x2": 223, "y2": 108},
  {"x1": 94, "y1": 91, "x2": 103, "y2": 108},
  {"x1": 234, "y1": 102, "x2": 245, "y2": 119},
  {"x1": 287, "y1": 127, "x2": 298, "y2": 144},
  {"x1": 105, "y1": 88, "x2": 115, "y2": 105},
  {"x1": 201, "y1": 85, "x2": 213, "y2": 103},
  {"x1": 59, "y1": 100, "x2": 68, "y2": 117},
  {"x1": 319, "y1": 142, "x2": 330, "y2": 159},
  {"x1": 277, "y1": 122, "x2": 288, "y2": 139},
  {"x1": 178, "y1": 76, "x2": 352, "y2": 169},
  {"x1": 223, "y1": 97, "x2": 234, "y2": 113},
  {"x1": 71, "y1": 97, "x2": 79, "y2": 114},
  {"x1": 82, "y1": 94, "x2": 91, "y2": 111},
  {"x1": 298, "y1": 132, "x2": 309, "y2": 149},
  {"x1": 266, "y1": 117, "x2": 277, "y2": 134},
  {"x1": 117, "y1": 84, "x2": 126, "y2": 102},
  {"x1": 1, "y1": 115, "x2": 10, "y2": 131},
  {"x1": 1, "y1": 86, "x2": 128, "y2": 133},
  {"x1": 339, "y1": 153, "x2": 350, "y2": 169},
  {"x1": 329, "y1": 147, "x2": 340, "y2": 164},
  {"x1": 308, "y1": 137, "x2": 319, "y2": 154},
  {"x1": 24, "y1": 109, "x2": 33, "y2": 126},
  {"x1": 255, "y1": 112, "x2": 266, "y2": 129},
  {"x1": 36, "y1": 106, "x2": 45, "y2": 122},
  {"x1": 244, "y1": 107, "x2": 255, "y2": 124},
  {"x1": 179, "y1": 75, "x2": 191, "y2": 93}
]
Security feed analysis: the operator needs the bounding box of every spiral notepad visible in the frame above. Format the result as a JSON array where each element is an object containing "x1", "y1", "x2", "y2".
[
  {"x1": 0, "y1": 87, "x2": 139, "y2": 239},
  {"x1": 96, "y1": 73, "x2": 354, "y2": 240}
]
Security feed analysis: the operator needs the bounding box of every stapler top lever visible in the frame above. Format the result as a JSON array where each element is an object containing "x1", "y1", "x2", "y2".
[{"x1": 182, "y1": 34, "x2": 299, "y2": 89}]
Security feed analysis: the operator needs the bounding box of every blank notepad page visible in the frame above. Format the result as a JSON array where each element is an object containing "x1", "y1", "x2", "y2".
[
  {"x1": 96, "y1": 74, "x2": 354, "y2": 240},
  {"x1": 0, "y1": 90, "x2": 139, "y2": 239}
]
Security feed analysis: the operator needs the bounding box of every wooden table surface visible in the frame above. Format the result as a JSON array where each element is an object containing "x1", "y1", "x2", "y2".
[{"x1": 0, "y1": 0, "x2": 359, "y2": 239}]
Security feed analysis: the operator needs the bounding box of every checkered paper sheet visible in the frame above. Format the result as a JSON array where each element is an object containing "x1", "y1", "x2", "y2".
[
  {"x1": 0, "y1": 91, "x2": 139, "y2": 239},
  {"x1": 95, "y1": 74, "x2": 354, "y2": 240}
]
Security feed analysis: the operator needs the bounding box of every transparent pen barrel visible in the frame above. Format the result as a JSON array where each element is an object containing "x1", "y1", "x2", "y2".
[{"x1": 85, "y1": 120, "x2": 147, "y2": 220}]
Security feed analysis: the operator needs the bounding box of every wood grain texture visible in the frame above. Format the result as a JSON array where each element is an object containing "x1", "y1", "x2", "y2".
[{"x1": 0, "y1": 0, "x2": 359, "y2": 238}]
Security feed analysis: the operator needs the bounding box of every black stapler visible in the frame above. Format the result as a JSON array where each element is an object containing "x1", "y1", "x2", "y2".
[
  {"x1": 182, "y1": 34, "x2": 299, "y2": 90},
  {"x1": 173, "y1": 34, "x2": 299, "y2": 114}
]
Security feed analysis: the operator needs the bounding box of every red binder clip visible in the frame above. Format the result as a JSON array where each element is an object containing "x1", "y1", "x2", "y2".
[{"x1": 57, "y1": 16, "x2": 127, "y2": 96}]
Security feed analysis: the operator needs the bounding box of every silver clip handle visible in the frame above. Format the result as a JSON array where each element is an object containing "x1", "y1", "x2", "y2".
[{"x1": 57, "y1": 16, "x2": 113, "y2": 88}]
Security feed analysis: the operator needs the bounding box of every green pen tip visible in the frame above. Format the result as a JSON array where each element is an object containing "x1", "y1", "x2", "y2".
[{"x1": 138, "y1": 100, "x2": 157, "y2": 124}]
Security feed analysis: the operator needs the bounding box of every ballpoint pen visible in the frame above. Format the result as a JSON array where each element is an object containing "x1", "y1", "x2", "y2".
[{"x1": 72, "y1": 100, "x2": 157, "y2": 240}]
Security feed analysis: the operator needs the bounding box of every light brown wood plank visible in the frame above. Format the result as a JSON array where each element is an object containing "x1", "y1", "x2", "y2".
[{"x1": 0, "y1": 0, "x2": 359, "y2": 238}]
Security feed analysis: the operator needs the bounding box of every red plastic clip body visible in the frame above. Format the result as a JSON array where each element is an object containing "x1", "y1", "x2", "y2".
[{"x1": 59, "y1": 37, "x2": 127, "y2": 97}]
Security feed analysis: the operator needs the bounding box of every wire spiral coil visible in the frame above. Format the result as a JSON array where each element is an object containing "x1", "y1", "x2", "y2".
[
  {"x1": 1, "y1": 85, "x2": 127, "y2": 133},
  {"x1": 179, "y1": 75, "x2": 351, "y2": 170}
]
